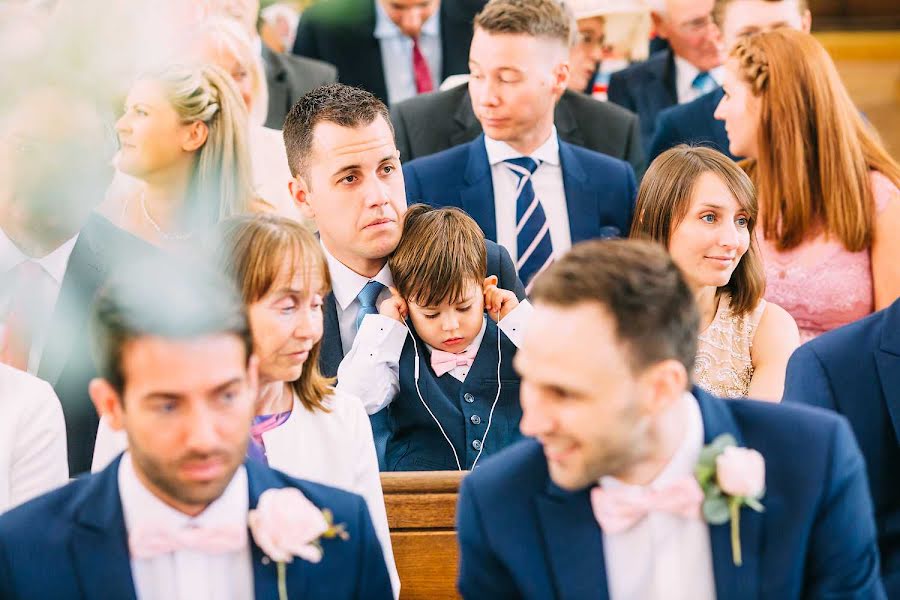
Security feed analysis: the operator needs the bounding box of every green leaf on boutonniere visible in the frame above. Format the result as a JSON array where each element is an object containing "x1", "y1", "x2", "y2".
[
  {"x1": 702, "y1": 495, "x2": 730, "y2": 525},
  {"x1": 744, "y1": 496, "x2": 765, "y2": 512}
]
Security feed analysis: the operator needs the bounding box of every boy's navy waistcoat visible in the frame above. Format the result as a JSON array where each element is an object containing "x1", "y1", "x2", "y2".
[{"x1": 385, "y1": 317, "x2": 522, "y2": 471}]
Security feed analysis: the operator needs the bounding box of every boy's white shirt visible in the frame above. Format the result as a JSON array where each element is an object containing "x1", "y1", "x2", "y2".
[{"x1": 336, "y1": 300, "x2": 533, "y2": 414}]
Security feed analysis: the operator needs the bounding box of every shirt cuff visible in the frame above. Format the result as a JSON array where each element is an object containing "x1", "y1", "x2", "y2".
[
  {"x1": 497, "y1": 299, "x2": 533, "y2": 349},
  {"x1": 357, "y1": 314, "x2": 409, "y2": 361}
]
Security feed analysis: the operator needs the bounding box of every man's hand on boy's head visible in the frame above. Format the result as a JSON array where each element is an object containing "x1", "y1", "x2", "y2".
[
  {"x1": 379, "y1": 287, "x2": 409, "y2": 322},
  {"x1": 483, "y1": 276, "x2": 519, "y2": 322}
]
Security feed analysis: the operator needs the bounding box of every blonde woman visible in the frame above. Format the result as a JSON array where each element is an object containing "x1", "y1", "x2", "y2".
[
  {"x1": 186, "y1": 16, "x2": 305, "y2": 222},
  {"x1": 102, "y1": 63, "x2": 255, "y2": 247}
]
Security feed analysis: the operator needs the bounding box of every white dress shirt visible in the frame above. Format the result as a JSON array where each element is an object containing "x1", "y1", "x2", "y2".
[
  {"x1": 484, "y1": 128, "x2": 572, "y2": 263},
  {"x1": 373, "y1": 0, "x2": 442, "y2": 105},
  {"x1": 0, "y1": 363, "x2": 68, "y2": 513},
  {"x1": 0, "y1": 227, "x2": 79, "y2": 374},
  {"x1": 674, "y1": 55, "x2": 724, "y2": 104},
  {"x1": 601, "y1": 393, "x2": 716, "y2": 600},
  {"x1": 321, "y1": 243, "x2": 394, "y2": 355},
  {"x1": 118, "y1": 453, "x2": 255, "y2": 600},
  {"x1": 336, "y1": 301, "x2": 532, "y2": 415},
  {"x1": 93, "y1": 390, "x2": 401, "y2": 599}
]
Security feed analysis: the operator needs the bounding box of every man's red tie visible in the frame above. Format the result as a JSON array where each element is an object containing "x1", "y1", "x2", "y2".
[{"x1": 412, "y1": 38, "x2": 434, "y2": 94}]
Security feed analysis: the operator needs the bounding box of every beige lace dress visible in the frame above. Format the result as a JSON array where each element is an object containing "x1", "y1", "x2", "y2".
[{"x1": 694, "y1": 294, "x2": 767, "y2": 399}]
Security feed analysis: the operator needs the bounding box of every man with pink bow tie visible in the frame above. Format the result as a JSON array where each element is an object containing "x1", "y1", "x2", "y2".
[
  {"x1": 0, "y1": 257, "x2": 392, "y2": 600},
  {"x1": 455, "y1": 239, "x2": 886, "y2": 599}
]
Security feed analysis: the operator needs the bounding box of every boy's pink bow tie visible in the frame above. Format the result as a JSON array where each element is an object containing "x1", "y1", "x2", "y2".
[
  {"x1": 430, "y1": 344, "x2": 479, "y2": 377},
  {"x1": 590, "y1": 476, "x2": 704, "y2": 533},
  {"x1": 129, "y1": 523, "x2": 248, "y2": 559}
]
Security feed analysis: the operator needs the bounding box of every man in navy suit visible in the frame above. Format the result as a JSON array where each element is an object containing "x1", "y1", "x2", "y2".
[
  {"x1": 292, "y1": 0, "x2": 476, "y2": 106},
  {"x1": 0, "y1": 257, "x2": 392, "y2": 599},
  {"x1": 608, "y1": 0, "x2": 722, "y2": 152},
  {"x1": 403, "y1": 0, "x2": 636, "y2": 292},
  {"x1": 647, "y1": 0, "x2": 812, "y2": 162},
  {"x1": 783, "y1": 298, "x2": 900, "y2": 596},
  {"x1": 282, "y1": 84, "x2": 522, "y2": 467},
  {"x1": 456, "y1": 240, "x2": 885, "y2": 599}
]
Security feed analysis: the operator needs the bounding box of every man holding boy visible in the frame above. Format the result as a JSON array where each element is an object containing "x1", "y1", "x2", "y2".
[
  {"x1": 456, "y1": 240, "x2": 884, "y2": 599},
  {"x1": 0, "y1": 257, "x2": 392, "y2": 599}
]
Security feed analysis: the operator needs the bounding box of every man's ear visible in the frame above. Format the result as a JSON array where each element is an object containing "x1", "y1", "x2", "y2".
[
  {"x1": 638, "y1": 359, "x2": 689, "y2": 417},
  {"x1": 89, "y1": 378, "x2": 126, "y2": 431},
  {"x1": 552, "y1": 60, "x2": 570, "y2": 97},
  {"x1": 650, "y1": 11, "x2": 669, "y2": 40},
  {"x1": 288, "y1": 175, "x2": 316, "y2": 221},
  {"x1": 181, "y1": 120, "x2": 209, "y2": 153}
]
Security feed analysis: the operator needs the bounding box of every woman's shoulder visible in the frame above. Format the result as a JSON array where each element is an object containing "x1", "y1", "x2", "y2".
[
  {"x1": 752, "y1": 300, "x2": 799, "y2": 351},
  {"x1": 870, "y1": 170, "x2": 899, "y2": 214},
  {"x1": 302, "y1": 388, "x2": 370, "y2": 425}
]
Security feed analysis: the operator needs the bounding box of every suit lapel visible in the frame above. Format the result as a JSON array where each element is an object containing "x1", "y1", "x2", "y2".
[
  {"x1": 558, "y1": 141, "x2": 601, "y2": 244},
  {"x1": 248, "y1": 463, "x2": 310, "y2": 599},
  {"x1": 451, "y1": 87, "x2": 484, "y2": 147},
  {"x1": 262, "y1": 47, "x2": 289, "y2": 127},
  {"x1": 69, "y1": 457, "x2": 138, "y2": 600},
  {"x1": 695, "y1": 389, "x2": 762, "y2": 600},
  {"x1": 460, "y1": 136, "x2": 498, "y2": 241},
  {"x1": 319, "y1": 293, "x2": 344, "y2": 378},
  {"x1": 875, "y1": 301, "x2": 900, "y2": 444},
  {"x1": 535, "y1": 483, "x2": 609, "y2": 600},
  {"x1": 38, "y1": 218, "x2": 109, "y2": 387}
]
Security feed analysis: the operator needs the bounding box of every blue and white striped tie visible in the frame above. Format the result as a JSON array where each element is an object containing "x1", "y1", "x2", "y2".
[{"x1": 504, "y1": 157, "x2": 553, "y2": 292}]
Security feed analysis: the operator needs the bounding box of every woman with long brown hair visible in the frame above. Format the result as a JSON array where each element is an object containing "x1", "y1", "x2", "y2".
[
  {"x1": 631, "y1": 146, "x2": 798, "y2": 400},
  {"x1": 715, "y1": 29, "x2": 900, "y2": 342}
]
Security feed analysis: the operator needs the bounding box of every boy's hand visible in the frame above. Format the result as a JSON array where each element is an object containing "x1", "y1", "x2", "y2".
[
  {"x1": 483, "y1": 276, "x2": 519, "y2": 322},
  {"x1": 378, "y1": 287, "x2": 409, "y2": 323}
]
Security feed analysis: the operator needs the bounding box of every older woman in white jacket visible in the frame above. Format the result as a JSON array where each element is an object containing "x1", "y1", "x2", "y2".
[
  {"x1": 0, "y1": 363, "x2": 68, "y2": 512},
  {"x1": 93, "y1": 215, "x2": 398, "y2": 597}
]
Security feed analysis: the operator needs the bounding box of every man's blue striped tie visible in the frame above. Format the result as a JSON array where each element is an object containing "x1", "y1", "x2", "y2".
[
  {"x1": 355, "y1": 280, "x2": 386, "y2": 330},
  {"x1": 503, "y1": 157, "x2": 553, "y2": 292}
]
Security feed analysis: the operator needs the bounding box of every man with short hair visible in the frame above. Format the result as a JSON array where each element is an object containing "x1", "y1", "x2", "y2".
[
  {"x1": 0, "y1": 256, "x2": 393, "y2": 599},
  {"x1": 608, "y1": 0, "x2": 722, "y2": 151},
  {"x1": 456, "y1": 239, "x2": 885, "y2": 599},
  {"x1": 403, "y1": 0, "x2": 636, "y2": 292},
  {"x1": 291, "y1": 0, "x2": 475, "y2": 106},
  {"x1": 783, "y1": 298, "x2": 900, "y2": 596},
  {"x1": 206, "y1": 0, "x2": 337, "y2": 129},
  {"x1": 648, "y1": 0, "x2": 811, "y2": 161}
]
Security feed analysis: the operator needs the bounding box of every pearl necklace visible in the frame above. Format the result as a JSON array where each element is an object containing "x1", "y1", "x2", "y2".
[{"x1": 140, "y1": 191, "x2": 193, "y2": 241}]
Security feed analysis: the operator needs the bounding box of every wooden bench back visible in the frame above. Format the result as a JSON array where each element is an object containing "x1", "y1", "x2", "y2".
[{"x1": 381, "y1": 471, "x2": 467, "y2": 599}]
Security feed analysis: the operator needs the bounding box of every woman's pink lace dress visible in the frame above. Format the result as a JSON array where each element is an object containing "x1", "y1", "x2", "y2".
[{"x1": 760, "y1": 171, "x2": 898, "y2": 343}]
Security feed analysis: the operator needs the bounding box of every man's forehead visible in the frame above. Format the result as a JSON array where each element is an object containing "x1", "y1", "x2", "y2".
[{"x1": 310, "y1": 119, "x2": 397, "y2": 161}]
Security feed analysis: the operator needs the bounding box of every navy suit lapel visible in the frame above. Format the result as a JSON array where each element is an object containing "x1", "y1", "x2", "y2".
[
  {"x1": 461, "y1": 136, "x2": 498, "y2": 241},
  {"x1": 695, "y1": 389, "x2": 762, "y2": 600},
  {"x1": 875, "y1": 301, "x2": 900, "y2": 444},
  {"x1": 319, "y1": 293, "x2": 344, "y2": 378},
  {"x1": 69, "y1": 457, "x2": 138, "y2": 600},
  {"x1": 536, "y1": 483, "x2": 609, "y2": 600},
  {"x1": 558, "y1": 141, "x2": 602, "y2": 244},
  {"x1": 248, "y1": 462, "x2": 311, "y2": 599}
]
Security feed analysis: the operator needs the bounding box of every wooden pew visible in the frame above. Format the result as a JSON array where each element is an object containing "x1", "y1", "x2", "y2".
[{"x1": 381, "y1": 471, "x2": 467, "y2": 599}]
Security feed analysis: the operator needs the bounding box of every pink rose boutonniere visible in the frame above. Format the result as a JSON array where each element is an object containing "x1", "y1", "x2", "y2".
[
  {"x1": 248, "y1": 488, "x2": 349, "y2": 600},
  {"x1": 694, "y1": 434, "x2": 765, "y2": 566}
]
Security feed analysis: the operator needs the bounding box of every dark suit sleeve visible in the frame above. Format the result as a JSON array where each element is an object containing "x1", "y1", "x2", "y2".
[
  {"x1": 782, "y1": 345, "x2": 837, "y2": 411},
  {"x1": 292, "y1": 15, "x2": 319, "y2": 59},
  {"x1": 457, "y1": 478, "x2": 520, "y2": 600},
  {"x1": 624, "y1": 115, "x2": 646, "y2": 179},
  {"x1": 607, "y1": 72, "x2": 635, "y2": 113},
  {"x1": 493, "y1": 243, "x2": 526, "y2": 301},
  {"x1": 0, "y1": 534, "x2": 14, "y2": 599},
  {"x1": 352, "y1": 495, "x2": 393, "y2": 599},
  {"x1": 402, "y1": 163, "x2": 424, "y2": 206},
  {"x1": 391, "y1": 105, "x2": 413, "y2": 164},
  {"x1": 647, "y1": 111, "x2": 680, "y2": 164},
  {"x1": 804, "y1": 418, "x2": 886, "y2": 599}
]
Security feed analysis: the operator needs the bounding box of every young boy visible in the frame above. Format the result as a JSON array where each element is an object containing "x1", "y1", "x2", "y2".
[{"x1": 337, "y1": 205, "x2": 531, "y2": 471}]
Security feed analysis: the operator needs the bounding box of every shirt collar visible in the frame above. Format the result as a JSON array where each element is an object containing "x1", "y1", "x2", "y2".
[
  {"x1": 599, "y1": 392, "x2": 704, "y2": 491},
  {"x1": 118, "y1": 452, "x2": 249, "y2": 532},
  {"x1": 425, "y1": 316, "x2": 488, "y2": 356},
  {"x1": 320, "y1": 241, "x2": 394, "y2": 311},
  {"x1": 0, "y1": 225, "x2": 79, "y2": 284},
  {"x1": 374, "y1": 0, "x2": 440, "y2": 40},
  {"x1": 484, "y1": 126, "x2": 560, "y2": 167}
]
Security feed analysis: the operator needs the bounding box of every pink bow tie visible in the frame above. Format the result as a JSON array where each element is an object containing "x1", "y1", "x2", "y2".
[
  {"x1": 430, "y1": 344, "x2": 479, "y2": 377},
  {"x1": 590, "y1": 475, "x2": 704, "y2": 534},
  {"x1": 129, "y1": 523, "x2": 248, "y2": 559}
]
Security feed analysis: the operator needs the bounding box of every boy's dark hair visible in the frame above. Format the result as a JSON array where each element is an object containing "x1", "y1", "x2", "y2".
[
  {"x1": 90, "y1": 255, "x2": 252, "y2": 393},
  {"x1": 388, "y1": 204, "x2": 488, "y2": 308},
  {"x1": 531, "y1": 239, "x2": 700, "y2": 374},
  {"x1": 282, "y1": 83, "x2": 393, "y2": 179}
]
